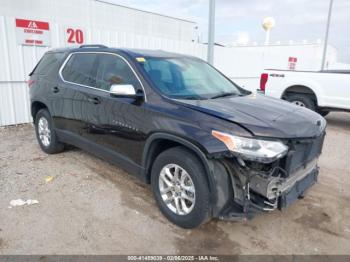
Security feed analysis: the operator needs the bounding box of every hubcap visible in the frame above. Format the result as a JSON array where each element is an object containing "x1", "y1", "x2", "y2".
[
  {"x1": 158, "y1": 164, "x2": 195, "y2": 215},
  {"x1": 38, "y1": 117, "x2": 51, "y2": 147},
  {"x1": 292, "y1": 100, "x2": 306, "y2": 107}
]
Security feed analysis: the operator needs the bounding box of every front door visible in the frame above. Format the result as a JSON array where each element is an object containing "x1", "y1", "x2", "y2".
[{"x1": 80, "y1": 53, "x2": 148, "y2": 167}]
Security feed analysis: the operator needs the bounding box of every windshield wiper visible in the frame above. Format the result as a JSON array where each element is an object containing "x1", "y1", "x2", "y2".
[
  {"x1": 210, "y1": 92, "x2": 240, "y2": 99},
  {"x1": 176, "y1": 95, "x2": 207, "y2": 100}
]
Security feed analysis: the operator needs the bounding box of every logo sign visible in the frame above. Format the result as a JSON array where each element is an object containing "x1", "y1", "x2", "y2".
[
  {"x1": 15, "y1": 18, "x2": 51, "y2": 46},
  {"x1": 288, "y1": 57, "x2": 297, "y2": 70}
]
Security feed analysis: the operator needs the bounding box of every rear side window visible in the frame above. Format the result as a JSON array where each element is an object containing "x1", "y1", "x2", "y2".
[
  {"x1": 61, "y1": 53, "x2": 98, "y2": 87},
  {"x1": 31, "y1": 52, "x2": 65, "y2": 78}
]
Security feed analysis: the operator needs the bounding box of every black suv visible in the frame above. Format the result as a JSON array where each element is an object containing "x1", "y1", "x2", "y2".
[{"x1": 29, "y1": 45, "x2": 326, "y2": 228}]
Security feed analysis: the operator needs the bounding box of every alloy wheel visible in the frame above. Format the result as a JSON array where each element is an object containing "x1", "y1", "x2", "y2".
[
  {"x1": 158, "y1": 164, "x2": 195, "y2": 215},
  {"x1": 38, "y1": 116, "x2": 51, "y2": 147}
]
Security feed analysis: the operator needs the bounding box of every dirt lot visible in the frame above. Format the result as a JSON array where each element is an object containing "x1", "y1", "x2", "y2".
[{"x1": 0, "y1": 112, "x2": 350, "y2": 255}]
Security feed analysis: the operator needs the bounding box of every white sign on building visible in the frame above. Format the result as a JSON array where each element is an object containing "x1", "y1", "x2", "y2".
[{"x1": 15, "y1": 18, "x2": 51, "y2": 46}]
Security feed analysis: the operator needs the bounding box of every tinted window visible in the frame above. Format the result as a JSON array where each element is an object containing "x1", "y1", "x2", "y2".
[
  {"x1": 32, "y1": 52, "x2": 65, "y2": 78},
  {"x1": 61, "y1": 53, "x2": 98, "y2": 87},
  {"x1": 95, "y1": 54, "x2": 140, "y2": 91},
  {"x1": 139, "y1": 57, "x2": 242, "y2": 99},
  {"x1": 143, "y1": 59, "x2": 173, "y2": 83}
]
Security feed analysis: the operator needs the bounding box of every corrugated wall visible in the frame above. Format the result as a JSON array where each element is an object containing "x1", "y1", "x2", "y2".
[
  {"x1": 0, "y1": 15, "x2": 48, "y2": 126},
  {"x1": 1, "y1": 0, "x2": 332, "y2": 126},
  {"x1": 0, "y1": 11, "x2": 206, "y2": 126}
]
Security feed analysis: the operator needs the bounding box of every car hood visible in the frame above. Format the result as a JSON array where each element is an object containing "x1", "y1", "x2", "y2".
[{"x1": 175, "y1": 94, "x2": 326, "y2": 138}]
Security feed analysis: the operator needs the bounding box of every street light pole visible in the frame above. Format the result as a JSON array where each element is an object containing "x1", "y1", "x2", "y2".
[
  {"x1": 207, "y1": 0, "x2": 215, "y2": 65},
  {"x1": 321, "y1": 0, "x2": 334, "y2": 71}
]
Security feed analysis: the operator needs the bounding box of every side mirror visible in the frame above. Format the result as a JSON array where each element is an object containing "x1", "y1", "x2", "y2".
[{"x1": 109, "y1": 84, "x2": 143, "y2": 99}]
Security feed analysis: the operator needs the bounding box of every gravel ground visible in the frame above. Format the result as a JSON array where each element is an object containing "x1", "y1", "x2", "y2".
[{"x1": 0, "y1": 112, "x2": 350, "y2": 255}]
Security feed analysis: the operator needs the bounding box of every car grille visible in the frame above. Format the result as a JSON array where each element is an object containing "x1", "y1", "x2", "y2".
[{"x1": 284, "y1": 132, "x2": 326, "y2": 176}]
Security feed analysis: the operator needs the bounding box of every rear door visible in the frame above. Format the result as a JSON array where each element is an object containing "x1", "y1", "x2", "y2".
[{"x1": 57, "y1": 52, "x2": 99, "y2": 136}]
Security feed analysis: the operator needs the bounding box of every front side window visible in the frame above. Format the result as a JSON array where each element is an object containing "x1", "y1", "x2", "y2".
[
  {"x1": 61, "y1": 53, "x2": 98, "y2": 87},
  {"x1": 95, "y1": 54, "x2": 140, "y2": 91},
  {"x1": 139, "y1": 57, "x2": 243, "y2": 99}
]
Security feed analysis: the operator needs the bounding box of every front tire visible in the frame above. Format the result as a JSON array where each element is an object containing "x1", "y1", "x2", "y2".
[
  {"x1": 35, "y1": 109, "x2": 64, "y2": 154},
  {"x1": 151, "y1": 147, "x2": 211, "y2": 228}
]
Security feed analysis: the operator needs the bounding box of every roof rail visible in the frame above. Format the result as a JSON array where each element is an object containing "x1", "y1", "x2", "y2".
[{"x1": 79, "y1": 44, "x2": 108, "y2": 48}]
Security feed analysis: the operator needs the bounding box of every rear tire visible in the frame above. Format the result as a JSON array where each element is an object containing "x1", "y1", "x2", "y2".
[
  {"x1": 151, "y1": 147, "x2": 211, "y2": 228},
  {"x1": 35, "y1": 109, "x2": 64, "y2": 154},
  {"x1": 286, "y1": 93, "x2": 316, "y2": 111}
]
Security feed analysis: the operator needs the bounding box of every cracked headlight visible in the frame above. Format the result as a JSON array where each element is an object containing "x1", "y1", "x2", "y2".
[{"x1": 212, "y1": 130, "x2": 288, "y2": 163}]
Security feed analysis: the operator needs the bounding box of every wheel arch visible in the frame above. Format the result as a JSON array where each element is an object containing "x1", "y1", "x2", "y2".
[
  {"x1": 142, "y1": 133, "x2": 217, "y2": 204},
  {"x1": 31, "y1": 100, "x2": 49, "y2": 122},
  {"x1": 282, "y1": 85, "x2": 319, "y2": 105}
]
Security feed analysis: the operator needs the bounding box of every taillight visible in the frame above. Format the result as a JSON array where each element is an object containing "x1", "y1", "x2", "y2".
[
  {"x1": 27, "y1": 79, "x2": 35, "y2": 88},
  {"x1": 260, "y1": 73, "x2": 268, "y2": 92}
]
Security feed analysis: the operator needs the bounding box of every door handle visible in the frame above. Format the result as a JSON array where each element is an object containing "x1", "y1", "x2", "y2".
[
  {"x1": 52, "y1": 86, "x2": 60, "y2": 93},
  {"x1": 87, "y1": 97, "x2": 101, "y2": 104}
]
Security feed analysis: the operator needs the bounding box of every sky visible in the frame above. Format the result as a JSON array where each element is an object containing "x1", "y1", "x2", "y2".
[{"x1": 110, "y1": 0, "x2": 350, "y2": 63}]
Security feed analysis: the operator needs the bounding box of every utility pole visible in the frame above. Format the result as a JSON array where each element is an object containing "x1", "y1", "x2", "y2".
[
  {"x1": 321, "y1": 0, "x2": 334, "y2": 71},
  {"x1": 207, "y1": 0, "x2": 215, "y2": 65}
]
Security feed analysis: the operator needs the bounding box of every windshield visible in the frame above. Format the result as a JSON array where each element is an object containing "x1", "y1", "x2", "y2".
[{"x1": 138, "y1": 57, "x2": 243, "y2": 100}]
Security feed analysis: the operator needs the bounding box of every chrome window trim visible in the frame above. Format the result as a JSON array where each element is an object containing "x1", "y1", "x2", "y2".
[{"x1": 58, "y1": 51, "x2": 147, "y2": 101}]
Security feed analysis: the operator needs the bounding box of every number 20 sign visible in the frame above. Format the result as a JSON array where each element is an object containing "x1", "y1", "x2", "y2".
[{"x1": 66, "y1": 28, "x2": 84, "y2": 44}]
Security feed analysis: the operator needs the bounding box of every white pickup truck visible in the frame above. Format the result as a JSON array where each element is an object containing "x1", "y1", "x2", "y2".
[{"x1": 259, "y1": 69, "x2": 350, "y2": 116}]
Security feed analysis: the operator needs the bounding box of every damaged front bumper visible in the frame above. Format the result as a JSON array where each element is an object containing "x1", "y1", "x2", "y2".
[
  {"x1": 219, "y1": 160, "x2": 319, "y2": 220},
  {"x1": 216, "y1": 133, "x2": 325, "y2": 221},
  {"x1": 249, "y1": 158, "x2": 318, "y2": 207},
  {"x1": 218, "y1": 161, "x2": 318, "y2": 220}
]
